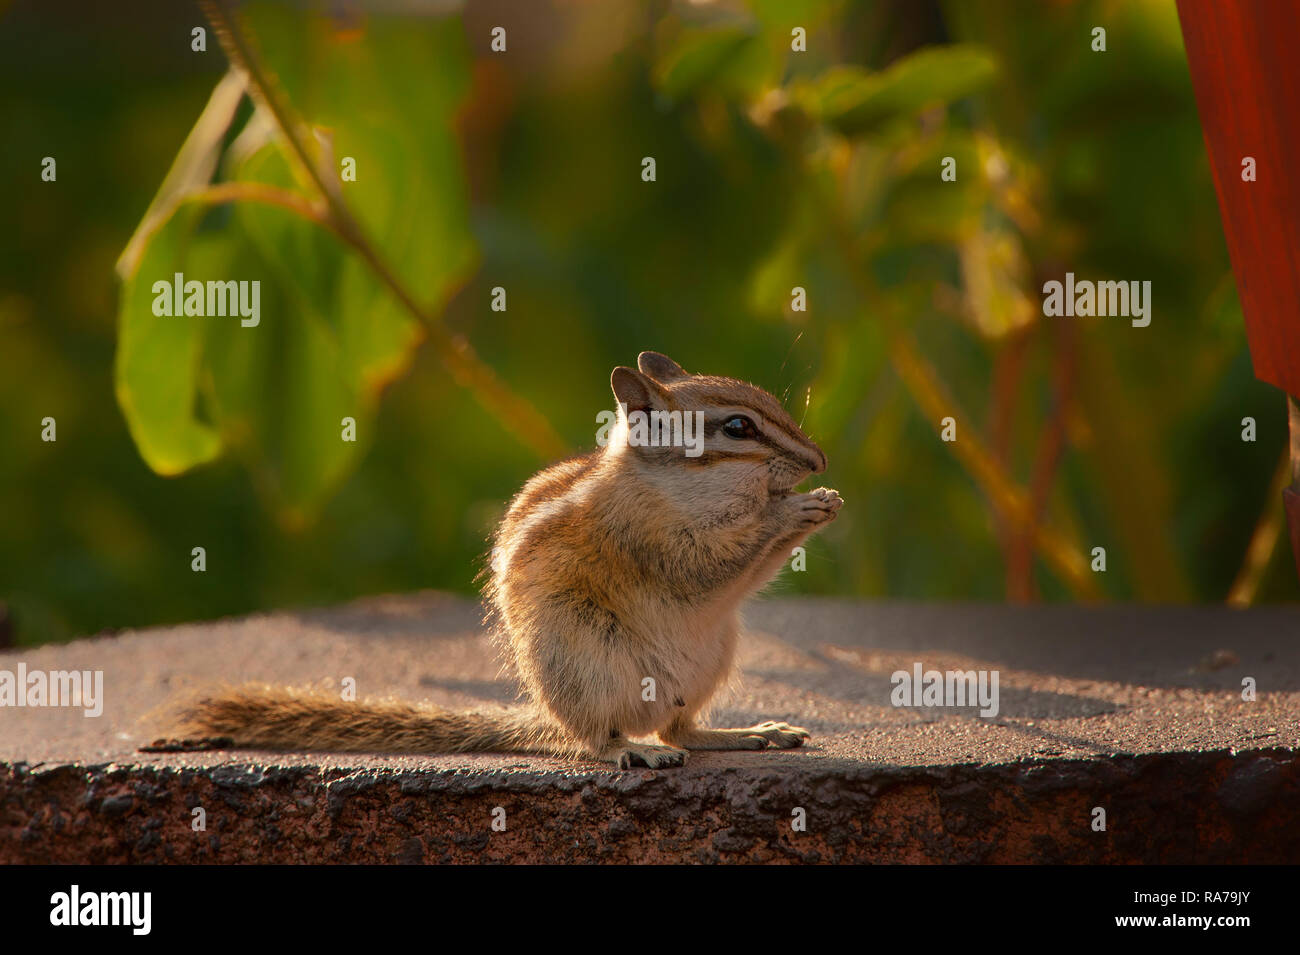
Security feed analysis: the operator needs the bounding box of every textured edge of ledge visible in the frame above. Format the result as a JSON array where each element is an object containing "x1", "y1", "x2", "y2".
[{"x1": 4, "y1": 746, "x2": 1297, "y2": 864}]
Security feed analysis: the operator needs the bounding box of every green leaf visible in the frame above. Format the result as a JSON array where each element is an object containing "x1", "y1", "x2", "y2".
[
  {"x1": 113, "y1": 69, "x2": 248, "y2": 476},
  {"x1": 879, "y1": 133, "x2": 986, "y2": 243},
  {"x1": 216, "y1": 144, "x2": 423, "y2": 522},
  {"x1": 654, "y1": 25, "x2": 762, "y2": 100},
  {"x1": 238, "y1": 4, "x2": 476, "y2": 298},
  {"x1": 117, "y1": 69, "x2": 246, "y2": 279},
  {"x1": 113, "y1": 6, "x2": 476, "y2": 524},
  {"x1": 799, "y1": 45, "x2": 998, "y2": 135},
  {"x1": 115, "y1": 202, "x2": 226, "y2": 476}
]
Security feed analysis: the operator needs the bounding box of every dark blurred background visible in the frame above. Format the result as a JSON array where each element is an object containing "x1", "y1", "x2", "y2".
[{"x1": 1, "y1": 0, "x2": 1294, "y2": 647}]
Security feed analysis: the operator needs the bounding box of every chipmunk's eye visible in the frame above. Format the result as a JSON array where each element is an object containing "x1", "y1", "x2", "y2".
[{"x1": 722, "y1": 415, "x2": 757, "y2": 440}]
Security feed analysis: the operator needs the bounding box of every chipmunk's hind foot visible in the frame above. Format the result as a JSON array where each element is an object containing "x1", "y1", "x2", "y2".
[
  {"x1": 663, "y1": 720, "x2": 810, "y2": 751},
  {"x1": 601, "y1": 739, "x2": 688, "y2": 769},
  {"x1": 747, "y1": 720, "x2": 810, "y2": 748}
]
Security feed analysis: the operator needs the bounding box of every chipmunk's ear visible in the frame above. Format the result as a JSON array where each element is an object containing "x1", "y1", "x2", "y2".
[
  {"x1": 637, "y1": 351, "x2": 689, "y2": 383},
  {"x1": 611, "y1": 366, "x2": 670, "y2": 414}
]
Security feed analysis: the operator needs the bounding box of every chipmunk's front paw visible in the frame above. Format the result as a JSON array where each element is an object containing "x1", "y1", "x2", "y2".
[
  {"x1": 792, "y1": 487, "x2": 842, "y2": 528},
  {"x1": 605, "y1": 741, "x2": 688, "y2": 770}
]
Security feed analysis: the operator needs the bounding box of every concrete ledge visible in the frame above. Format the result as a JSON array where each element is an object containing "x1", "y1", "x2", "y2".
[{"x1": 2, "y1": 593, "x2": 1297, "y2": 863}]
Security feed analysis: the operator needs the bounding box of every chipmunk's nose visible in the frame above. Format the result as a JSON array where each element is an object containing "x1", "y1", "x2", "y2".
[{"x1": 808, "y1": 445, "x2": 827, "y2": 474}]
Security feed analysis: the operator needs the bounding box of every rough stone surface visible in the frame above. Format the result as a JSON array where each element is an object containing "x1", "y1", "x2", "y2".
[{"x1": 1, "y1": 593, "x2": 1297, "y2": 863}]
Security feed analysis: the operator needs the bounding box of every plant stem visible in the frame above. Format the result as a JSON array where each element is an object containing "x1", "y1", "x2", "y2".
[
  {"x1": 816, "y1": 165, "x2": 1098, "y2": 599},
  {"x1": 884, "y1": 321, "x2": 1098, "y2": 598},
  {"x1": 1227, "y1": 446, "x2": 1291, "y2": 606}
]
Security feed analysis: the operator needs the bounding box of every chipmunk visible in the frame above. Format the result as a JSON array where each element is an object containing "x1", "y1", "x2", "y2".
[{"x1": 175, "y1": 352, "x2": 842, "y2": 768}]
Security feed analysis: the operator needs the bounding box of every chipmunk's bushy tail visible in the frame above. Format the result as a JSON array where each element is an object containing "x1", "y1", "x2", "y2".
[{"x1": 175, "y1": 684, "x2": 575, "y2": 756}]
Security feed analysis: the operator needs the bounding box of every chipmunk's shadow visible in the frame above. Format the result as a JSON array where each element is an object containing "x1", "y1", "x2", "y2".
[{"x1": 729, "y1": 643, "x2": 1118, "y2": 736}]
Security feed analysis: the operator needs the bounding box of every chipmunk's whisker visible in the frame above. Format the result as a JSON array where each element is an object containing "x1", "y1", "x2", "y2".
[{"x1": 778, "y1": 331, "x2": 804, "y2": 404}]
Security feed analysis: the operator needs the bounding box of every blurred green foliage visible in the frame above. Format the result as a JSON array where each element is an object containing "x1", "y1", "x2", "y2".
[{"x1": 1, "y1": 0, "x2": 1294, "y2": 646}]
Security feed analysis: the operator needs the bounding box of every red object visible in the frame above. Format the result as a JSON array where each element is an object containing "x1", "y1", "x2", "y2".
[{"x1": 1177, "y1": 0, "x2": 1300, "y2": 399}]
